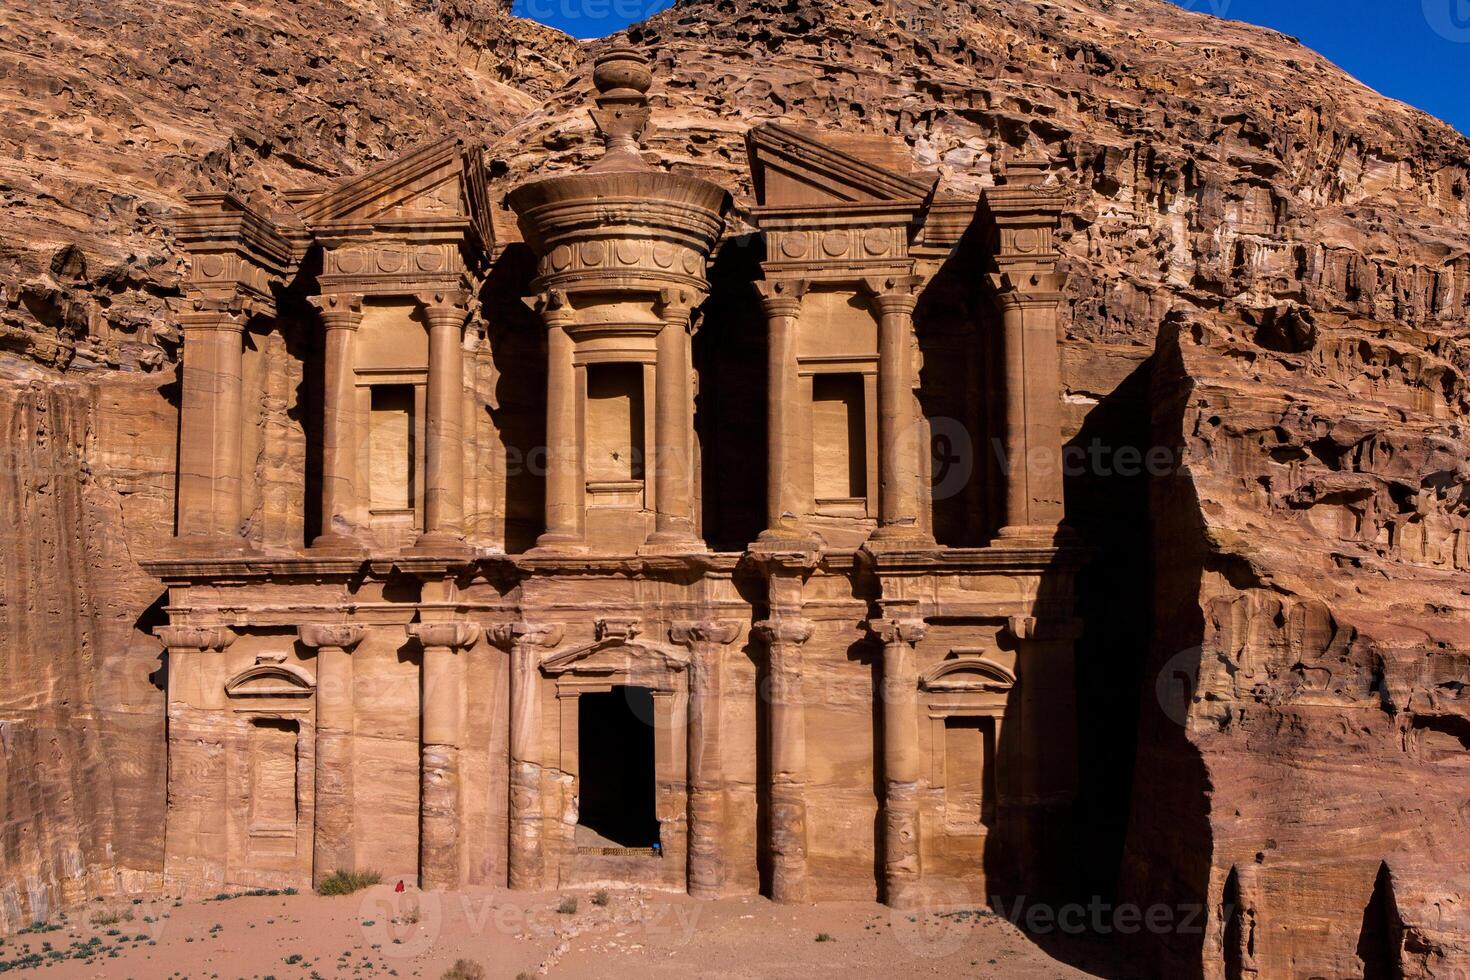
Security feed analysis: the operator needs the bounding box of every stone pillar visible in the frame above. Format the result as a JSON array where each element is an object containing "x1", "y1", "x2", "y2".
[
  {"x1": 754, "y1": 280, "x2": 808, "y2": 541},
  {"x1": 670, "y1": 620, "x2": 742, "y2": 898},
  {"x1": 864, "y1": 278, "x2": 931, "y2": 546},
  {"x1": 991, "y1": 283, "x2": 1067, "y2": 538},
  {"x1": 535, "y1": 293, "x2": 583, "y2": 551},
  {"x1": 490, "y1": 622, "x2": 564, "y2": 890},
  {"x1": 157, "y1": 624, "x2": 236, "y2": 889},
  {"x1": 308, "y1": 294, "x2": 365, "y2": 552},
  {"x1": 644, "y1": 293, "x2": 703, "y2": 552},
  {"x1": 753, "y1": 615, "x2": 815, "y2": 903},
  {"x1": 406, "y1": 620, "x2": 480, "y2": 891},
  {"x1": 413, "y1": 292, "x2": 469, "y2": 552},
  {"x1": 176, "y1": 306, "x2": 248, "y2": 544},
  {"x1": 299, "y1": 623, "x2": 366, "y2": 884},
  {"x1": 871, "y1": 615, "x2": 926, "y2": 908}
]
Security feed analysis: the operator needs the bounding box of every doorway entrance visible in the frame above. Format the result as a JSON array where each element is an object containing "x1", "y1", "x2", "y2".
[{"x1": 576, "y1": 686, "x2": 659, "y2": 850}]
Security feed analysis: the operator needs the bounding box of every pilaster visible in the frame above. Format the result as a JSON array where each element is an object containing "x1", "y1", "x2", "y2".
[{"x1": 298, "y1": 623, "x2": 366, "y2": 884}]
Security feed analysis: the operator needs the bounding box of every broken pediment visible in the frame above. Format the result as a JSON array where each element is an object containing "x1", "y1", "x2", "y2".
[
  {"x1": 540, "y1": 637, "x2": 690, "y2": 676},
  {"x1": 747, "y1": 122, "x2": 936, "y2": 208},
  {"x1": 224, "y1": 655, "x2": 316, "y2": 698},
  {"x1": 286, "y1": 136, "x2": 493, "y2": 249},
  {"x1": 919, "y1": 652, "x2": 1017, "y2": 693}
]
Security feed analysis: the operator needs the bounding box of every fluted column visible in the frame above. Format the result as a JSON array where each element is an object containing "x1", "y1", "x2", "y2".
[
  {"x1": 299, "y1": 623, "x2": 366, "y2": 884},
  {"x1": 670, "y1": 620, "x2": 742, "y2": 898},
  {"x1": 754, "y1": 616, "x2": 815, "y2": 903},
  {"x1": 865, "y1": 278, "x2": 931, "y2": 547},
  {"x1": 176, "y1": 306, "x2": 249, "y2": 544},
  {"x1": 490, "y1": 622, "x2": 564, "y2": 890},
  {"x1": 406, "y1": 620, "x2": 480, "y2": 890},
  {"x1": 872, "y1": 615, "x2": 926, "y2": 908},
  {"x1": 534, "y1": 293, "x2": 583, "y2": 551},
  {"x1": 644, "y1": 293, "x2": 703, "y2": 552},
  {"x1": 754, "y1": 280, "x2": 808, "y2": 541},
  {"x1": 413, "y1": 292, "x2": 469, "y2": 553},
  {"x1": 308, "y1": 294, "x2": 365, "y2": 553}
]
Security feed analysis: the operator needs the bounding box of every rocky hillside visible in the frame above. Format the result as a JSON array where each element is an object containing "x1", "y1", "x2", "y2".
[{"x1": 0, "y1": 0, "x2": 1466, "y2": 973}]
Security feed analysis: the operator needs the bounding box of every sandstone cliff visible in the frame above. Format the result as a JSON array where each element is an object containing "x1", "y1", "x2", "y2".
[{"x1": 0, "y1": 0, "x2": 1466, "y2": 973}]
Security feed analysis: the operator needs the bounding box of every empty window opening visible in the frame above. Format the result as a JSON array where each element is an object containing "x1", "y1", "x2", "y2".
[
  {"x1": 944, "y1": 716, "x2": 997, "y2": 829},
  {"x1": 577, "y1": 686, "x2": 658, "y2": 850},
  {"x1": 369, "y1": 385, "x2": 415, "y2": 512},
  {"x1": 586, "y1": 364, "x2": 645, "y2": 483},
  {"x1": 812, "y1": 373, "x2": 866, "y2": 502}
]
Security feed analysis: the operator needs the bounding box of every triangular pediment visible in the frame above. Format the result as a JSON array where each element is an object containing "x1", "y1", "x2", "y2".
[
  {"x1": 288, "y1": 136, "x2": 493, "y2": 246},
  {"x1": 747, "y1": 122, "x2": 936, "y2": 207}
]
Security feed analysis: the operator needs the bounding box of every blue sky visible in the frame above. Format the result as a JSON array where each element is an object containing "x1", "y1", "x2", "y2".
[{"x1": 514, "y1": 0, "x2": 1470, "y2": 137}]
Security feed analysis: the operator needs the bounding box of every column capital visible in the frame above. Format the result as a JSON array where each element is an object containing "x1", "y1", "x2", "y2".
[
  {"x1": 753, "y1": 617, "x2": 814, "y2": 648},
  {"x1": 177, "y1": 302, "x2": 251, "y2": 334},
  {"x1": 868, "y1": 618, "x2": 927, "y2": 646},
  {"x1": 987, "y1": 270, "x2": 1068, "y2": 306},
  {"x1": 298, "y1": 623, "x2": 367, "y2": 652},
  {"x1": 669, "y1": 620, "x2": 743, "y2": 648},
  {"x1": 414, "y1": 290, "x2": 470, "y2": 326},
  {"x1": 526, "y1": 288, "x2": 575, "y2": 328},
  {"x1": 156, "y1": 624, "x2": 236, "y2": 652},
  {"x1": 308, "y1": 292, "x2": 364, "y2": 330},
  {"x1": 860, "y1": 275, "x2": 922, "y2": 314},
  {"x1": 754, "y1": 278, "x2": 807, "y2": 318},
  {"x1": 486, "y1": 621, "x2": 565, "y2": 652},
  {"x1": 655, "y1": 286, "x2": 705, "y2": 329},
  {"x1": 406, "y1": 621, "x2": 481, "y2": 652}
]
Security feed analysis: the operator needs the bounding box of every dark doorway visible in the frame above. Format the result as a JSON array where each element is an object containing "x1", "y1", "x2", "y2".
[{"x1": 577, "y1": 687, "x2": 658, "y2": 849}]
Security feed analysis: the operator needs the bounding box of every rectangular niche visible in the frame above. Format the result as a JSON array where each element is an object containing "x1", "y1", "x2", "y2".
[
  {"x1": 247, "y1": 717, "x2": 300, "y2": 847},
  {"x1": 369, "y1": 384, "x2": 416, "y2": 514},
  {"x1": 586, "y1": 363, "x2": 645, "y2": 485},
  {"x1": 812, "y1": 373, "x2": 867, "y2": 505},
  {"x1": 943, "y1": 716, "x2": 997, "y2": 830}
]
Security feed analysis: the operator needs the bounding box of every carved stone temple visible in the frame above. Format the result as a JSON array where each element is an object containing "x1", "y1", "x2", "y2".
[{"x1": 143, "y1": 49, "x2": 1081, "y2": 907}]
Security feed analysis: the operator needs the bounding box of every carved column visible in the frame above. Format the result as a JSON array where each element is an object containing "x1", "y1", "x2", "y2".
[
  {"x1": 413, "y1": 292, "x2": 469, "y2": 552},
  {"x1": 754, "y1": 280, "x2": 808, "y2": 541},
  {"x1": 176, "y1": 306, "x2": 249, "y2": 543},
  {"x1": 308, "y1": 294, "x2": 365, "y2": 552},
  {"x1": 644, "y1": 292, "x2": 703, "y2": 552},
  {"x1": 535, "y1": 293, "x2": 583, "y2": 551},
  {"x1": 754, "y1": 615, "x2": 815, "y2": 903},
  {"x1": 157, "y1": 625, "x2": 236, "y2": 888},
  {"x1": 871, "y1": 615, "x2": 926, "y2": 907},
  {"x1": 299, "y1": 623, "x2": 366, "y2": 883},
  {"x1": 406, "y1": 620, "x2": 480, "y2": 890},
  {"x1": 490, "y1": 622, "x2": 564, "y2": 890},
  {"x1": 983, "y1": 164, "x2": 1068, "y2": 543},
  {"x1": 865, "y1": 277, "x2": 930, "y2": 546},
  {"x1": 670, "y1": 620, "x2": 742, "y2": 898}
]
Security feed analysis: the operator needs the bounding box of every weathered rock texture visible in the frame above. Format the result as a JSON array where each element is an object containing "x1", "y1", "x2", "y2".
[{"x1": 1, "y1": 0, "x2": 1467, "y2": 973}]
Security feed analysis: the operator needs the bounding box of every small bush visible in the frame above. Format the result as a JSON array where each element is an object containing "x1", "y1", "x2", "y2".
[
  {"x1": 556, "y1": 897, "x2": 578, "y2": 915},
  {"x1": 316, "y1": 869, "x2": 382, "y2": 896},
  {"x1": 441, "y1": 960, "x2": 486, "y2": 980},
  {"x1": 591, "y1": 890, "x2": 609, "y2": 907},
  {"x1": 815, "y1": 932, "x2": 835, "y2": 943}
]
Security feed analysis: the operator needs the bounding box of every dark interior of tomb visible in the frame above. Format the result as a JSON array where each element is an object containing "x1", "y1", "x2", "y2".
[{"x1": 577, "y1": 686, "x2": 659, "y2": 849}]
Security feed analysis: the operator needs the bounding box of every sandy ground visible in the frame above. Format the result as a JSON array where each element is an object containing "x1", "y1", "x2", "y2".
[{"x1": 6, "y1": 884, "x2": 1124, "y2": 978}]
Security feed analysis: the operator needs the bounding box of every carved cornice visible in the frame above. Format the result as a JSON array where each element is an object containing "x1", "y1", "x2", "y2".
[
  {"x1": 297, "y1": 623, "x2": 367, "y2": 651},
  {"x1": 156, "y1": 624, "x2": 236, "y2": 652},
  {"x1": 669, "y1": 621, "x2": 743, "y2": 647},
  {"x1": 406, "y1": 621, "x2": 481, "y2": 651}
]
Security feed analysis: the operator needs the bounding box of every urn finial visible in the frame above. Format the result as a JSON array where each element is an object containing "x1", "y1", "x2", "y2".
[{"x1": 589, "y1": 46, "x2": 653, "y2": 171}]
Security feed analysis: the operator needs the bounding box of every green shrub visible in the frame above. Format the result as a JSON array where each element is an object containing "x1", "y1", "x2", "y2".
[
  {"x1": 556, "y1": 897, "x2": 578, "y2": 915},
  {"x1": 315, "y1": 869, "x2": 382, "y2": 896},
  {"x1": 815, "y1": 932, "x2": 835, "y2": 942},
  {"x1": 441, "y1": 960, "x2": 485, "y2": 980},
  {"x1": 591, "y1": 890, "x2": 610, "y2": 907}
]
